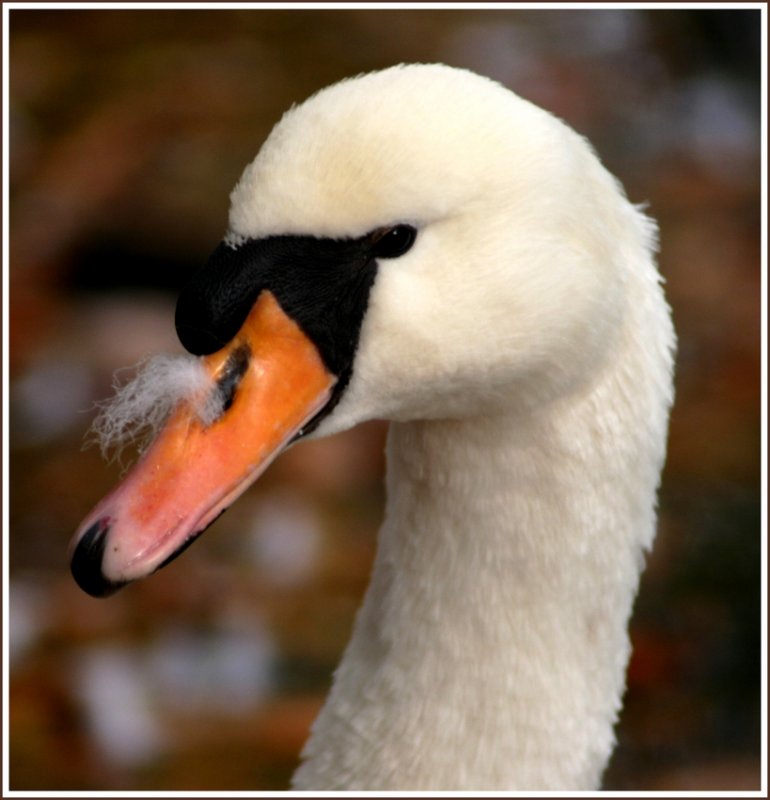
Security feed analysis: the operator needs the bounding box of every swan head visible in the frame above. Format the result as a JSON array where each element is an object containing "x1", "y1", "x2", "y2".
[
  {"x1": 189, "y1": 64, "x2": 651, "y2": 429},
  {"x1": 70, "y1": 63, "x2": 659, "y2": 596}
]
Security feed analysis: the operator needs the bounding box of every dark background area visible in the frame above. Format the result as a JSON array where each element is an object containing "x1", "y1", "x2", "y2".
[{"x1": 6, "y1": 7, "x2": 764, "y2": 791}]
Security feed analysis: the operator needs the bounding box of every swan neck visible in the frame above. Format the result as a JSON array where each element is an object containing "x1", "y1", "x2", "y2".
[{"x1": 293, "y1": 399, "x2": 657, "y2": 790}]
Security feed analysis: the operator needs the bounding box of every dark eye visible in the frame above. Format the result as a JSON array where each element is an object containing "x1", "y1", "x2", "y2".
[{"x1": 372, "y1": 225, "x2": 417, "y2": 259}]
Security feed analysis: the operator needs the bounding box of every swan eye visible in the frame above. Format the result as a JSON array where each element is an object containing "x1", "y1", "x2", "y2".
[{"x1": 372, "y1": 225, "x2": 417, "y2": 259}]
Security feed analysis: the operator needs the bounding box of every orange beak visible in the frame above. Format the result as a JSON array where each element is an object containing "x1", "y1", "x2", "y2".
[{"x1": 69, "y1": 291, "x2": 336, "y2": 597}]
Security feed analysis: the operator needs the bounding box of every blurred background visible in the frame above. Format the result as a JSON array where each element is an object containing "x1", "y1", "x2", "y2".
[{"x1": 6, "y1": 7, "x2": 764, "y2": 792}]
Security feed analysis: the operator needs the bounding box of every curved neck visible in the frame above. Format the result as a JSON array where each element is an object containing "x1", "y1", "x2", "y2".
[{"x1": 293, "y1": 376, "x2": 662, "y2": 790}]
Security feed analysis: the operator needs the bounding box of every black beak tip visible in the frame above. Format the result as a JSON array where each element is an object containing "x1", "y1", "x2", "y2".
[{"x1": 70, "y1": 519, "x2": 127, "y2": 598}]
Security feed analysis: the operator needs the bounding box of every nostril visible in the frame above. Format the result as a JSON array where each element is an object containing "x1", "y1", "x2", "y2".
[{"x1": 70, "y1": 518, "x2": 125, "y2": 598}]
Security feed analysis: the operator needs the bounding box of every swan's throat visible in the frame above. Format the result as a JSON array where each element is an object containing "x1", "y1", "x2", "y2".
[{"x1": 293, "y1": 403, "x2": 660, "y2": 790}]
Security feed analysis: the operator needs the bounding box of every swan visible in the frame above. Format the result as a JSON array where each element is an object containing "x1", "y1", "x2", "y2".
[{"x1": 69, "y1": 63, "x2": 675, "y2": 791}]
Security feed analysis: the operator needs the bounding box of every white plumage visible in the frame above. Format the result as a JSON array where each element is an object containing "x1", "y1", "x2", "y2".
[
  {"x1": 238, "y1": 64, "x2": 676, "y2": 790},
  {"x1": 79, "y1": 63, "x2": 676, "y2": 790}
]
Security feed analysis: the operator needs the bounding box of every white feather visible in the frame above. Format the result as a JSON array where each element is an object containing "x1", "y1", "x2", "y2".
[{"x1": 88, "y1": 354, "x2": 220, "y2": 461}]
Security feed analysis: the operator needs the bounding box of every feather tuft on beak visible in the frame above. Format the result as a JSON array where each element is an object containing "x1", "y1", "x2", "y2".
[{"x1": 87, "y1": 353, "x2": 227, "y2": 462}]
